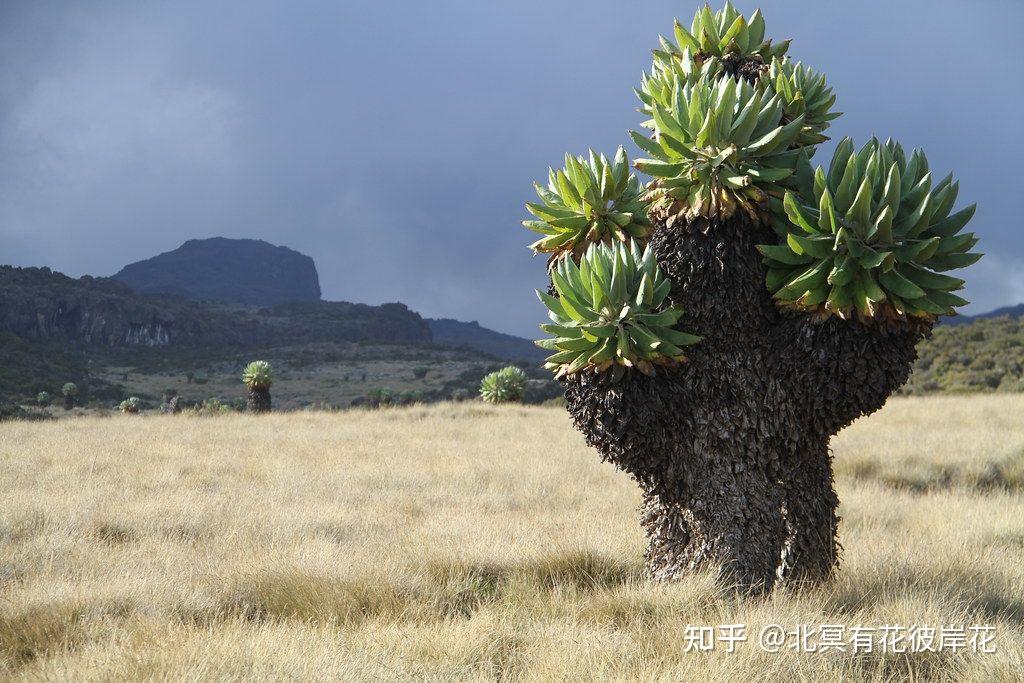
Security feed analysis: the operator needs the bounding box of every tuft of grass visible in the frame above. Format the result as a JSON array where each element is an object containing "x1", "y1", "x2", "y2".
[
  {"x1": 0, "y1": 509, "x2": 46, "y2": 543},
  {"x1": 219, "y1": 572, "x2": 410, "y2": 626},
  {"x1": 0, "y1": 602, "x2": 86, "y2": 670},
  {"x1": 91, "y1": 521, "x2": 138, "y2": 545},
  {"x1": 514, "y1": 550, "x2": 640, "y2": 592}
]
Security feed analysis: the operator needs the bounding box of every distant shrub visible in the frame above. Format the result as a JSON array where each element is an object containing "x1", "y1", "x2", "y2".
[
  {"x1": 118, "y1": 397, "x2": 141, "y2": 414},
  {"x1": 395, "y1": 390, "x2": 426, "y2": 406},
  {"x1": 480, "y1": 367, "x2": 526, "y2": 404},
  {"x1": 189, "y1": 398, "x2": 231, "y2": 416},
  {"x1": 36, "y1": 391, "x2": 51, "y2": 407},
  {"x1": 413, "y1": 366, "x2": 430, "y2": 379},
  {"x1": 902, "y1": 317, "x2": 1024, "y2": 395},
  {"x1": 368, "y1": 388, "x2": 394, "y2": 407}
]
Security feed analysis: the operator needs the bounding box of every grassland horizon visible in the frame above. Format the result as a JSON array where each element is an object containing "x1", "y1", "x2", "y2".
[{"x1": 2, "y1": 396, "x2": 1023, "y2": 680}]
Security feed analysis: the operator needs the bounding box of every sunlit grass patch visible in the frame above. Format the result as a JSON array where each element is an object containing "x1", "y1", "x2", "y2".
[{"x1": 1, "y1": 396, "x2": 1023, "y2": 679}]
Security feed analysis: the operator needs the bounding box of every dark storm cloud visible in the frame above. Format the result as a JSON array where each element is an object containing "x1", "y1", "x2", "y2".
[{"x1": 1, "y1": 1, "x2": 1021, "y2": 336}]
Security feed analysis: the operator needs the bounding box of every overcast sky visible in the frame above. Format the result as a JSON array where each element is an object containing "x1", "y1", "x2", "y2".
[{"x1": 1, "y1": 1, "x2": 1021, "y2": 336}]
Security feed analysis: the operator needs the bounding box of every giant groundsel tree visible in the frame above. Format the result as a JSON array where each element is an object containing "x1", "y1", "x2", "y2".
[
  {"x1": 525, "y1": 2, "x2": 979, "y2": 593},
  {"x1": 243, "y1": 361, "x2": 273, "y2": 413}
]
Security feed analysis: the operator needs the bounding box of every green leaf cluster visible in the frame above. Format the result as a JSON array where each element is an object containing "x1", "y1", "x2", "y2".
[
  {"x1": 631, "y1": 74, "x2": 804, "y2": 224},
  {"x1": 654, "y1": 2, "x2": 789, "y2": 75},
  {"x1": 119, "y1": 396, "x2": 141, "y2": 413},
  {"x1": 242, "y1": 360, "x2": 273, "y2": 389},
  {"x1": 479, "y1": 366, "x2": 527, "y2": 403},
  {"x1": 636, "y1": 54, "x2": 714, "y2": 130},
  {"x1": 767, "y1": 58, "x2": 840, "y2": 147},
  {"x1": 760, "y1": 138, "x2": 980, "y2": 321},
  {"x1": 536, "y1": 240, "x2": 699, "y2": 378},
  {"x1": 61, "y1": 382, "x2": 77, "y2": 397},
  {"x1": 524, "y1": 147, "x2": 650, "y2": 257}
]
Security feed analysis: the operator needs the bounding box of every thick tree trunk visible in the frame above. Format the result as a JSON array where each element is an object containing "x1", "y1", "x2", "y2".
[
  {"x1": 63, "y1": 396, "x2": 74, "y2": 410},
  {"x1": 561, "y1": 211, "x2": 929, "y2": 594},
  {"x1": 642, "y1": 455, "x2": 787, "y2": 595},
  {"x1": 247, "y1": 387, "x2": 271, "y2": 413},
  {"x1": 779, "y1": 438, "x2": 840, "y2": 583}
]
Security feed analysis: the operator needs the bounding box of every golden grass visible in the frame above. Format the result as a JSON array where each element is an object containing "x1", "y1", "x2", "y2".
[{"x1": 2, "y1": 396, "x2": 1024, "y2": 680}]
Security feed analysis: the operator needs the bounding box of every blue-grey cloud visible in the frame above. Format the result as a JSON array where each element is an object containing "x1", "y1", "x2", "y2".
[{"x1": 1, "y1": 0, "x2": 1021, "y2": 336}]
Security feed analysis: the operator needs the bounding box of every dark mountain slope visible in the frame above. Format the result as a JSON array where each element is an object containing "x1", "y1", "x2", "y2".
[
  {"x1": 426, "y1": 318, "x2": 546, "y2": 363},
  {"x1": 113, "y1": 237, "x2": 321, "y2": 306},
  {"x1": 0, "y1": 266, "x2": 431, "y2": 350},
  {"x1": 941, "y1": 303, "x2": 1024, "y2": 326},
  {"x1": 0, "y1": 266, "x2": 247, "y2": 347}
]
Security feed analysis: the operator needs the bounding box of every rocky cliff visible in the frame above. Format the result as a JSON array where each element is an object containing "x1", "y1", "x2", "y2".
[
  {"x1": 0, "y1": 266, "x2": 431, "y2": 349},
  {"x1": 0, "y1": 266, "x2": 247, "y2": 347},
  {"x1": 113, "y1": 237, "x2": 321, "y2": 306}
]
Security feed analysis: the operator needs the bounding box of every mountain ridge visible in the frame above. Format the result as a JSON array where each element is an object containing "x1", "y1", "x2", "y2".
[
  {"x1": 941, "y1": 303, "x2": 1024, "y2": 326},
  {"x1": 113, "y1": 237, "x2": 321, "y2": 306},
  {"x1": 426, "y1": 318, "x2": 545, "y2": 363}
]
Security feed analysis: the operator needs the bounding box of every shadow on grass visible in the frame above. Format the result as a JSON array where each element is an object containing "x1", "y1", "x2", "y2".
[
  {"x1": 842, "y1": 448, "x2": 1024, "y2": 494},
  {"x1": 823, "y1": 561, "x2": 1024, "y2": 625},
  {"x1": 207, "y1": 550, "x2": 642, "y2": 627},
  {"x1": 0, "y1": 602, "x2": 87, "y2": 672}
]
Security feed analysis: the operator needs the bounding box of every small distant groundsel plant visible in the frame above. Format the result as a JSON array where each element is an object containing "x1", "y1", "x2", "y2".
[
  {"x1": 536, "y1": 240, "x2": 699, "y2": 379},
  {"x1": 118, "y1": 397, "x2": 141, "y2": 414},
  {"x1": 36, "y1": 391, "x2": 51, "y2": 407},
  {"x1": 479, "y1": 366, "x2": 527, "y2": 404},
  {"x1": 762, "y1": 137, "x2": 978, "y2": 322},
  {"x1": 523, "y1": 147, "x2": 650, "y2": 260},
  {"x1": 242, "y1": 360, "x2": 273, "y2": 413},
  {"x1": 242, "y1": 361, "x2": 272, "y2": 389},
  {"x1": 61, "y1": 382, "x2": 78, "y2": 410}
]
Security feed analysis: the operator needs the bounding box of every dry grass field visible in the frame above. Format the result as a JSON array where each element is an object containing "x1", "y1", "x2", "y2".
[{"x1": 2, "y1": 396, "x2": 1024, "y2": 680}]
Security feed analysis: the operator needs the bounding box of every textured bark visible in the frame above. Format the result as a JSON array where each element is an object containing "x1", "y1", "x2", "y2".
[
  {"x1": 247, "y1": 387, "x2": 271, "y2": 413},
  {"x1": 62, "y1": 396, "x2": 74, "y2": 411},
  {"x1": 561, "y1": 211, "x2": 930, "y2": 592},
  {"x1": 778, "y1": 438, "x2": 839, "y2": 584}
]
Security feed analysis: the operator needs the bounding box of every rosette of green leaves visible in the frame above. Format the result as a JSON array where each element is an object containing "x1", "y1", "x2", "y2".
[
  {"x1": 242, "y1": 360, "x2": 273, "y2": 389},
  {"x1": 62, "y1": 382, "x2": 78, "y2": 397},
  {"x1": 523, "y1": 147, "x2": 650, "y2": 258},
  {"x1": 119, "y1": 397, "x2": 141, "y2": 414},
  {"x1": 479, "y1": 366, "x2": 527, "y2": 404},
  {"x1": 536, "y1": 240, "x2": 699, "y2": 378},
  {"x1": 636, "y1": 53, "x2": 715, "y2": 130},
  {"x1": 631, "y1": 74, "x2": 804, "y2": 224},
  {"x1": 766, "y1": 57, "x2": 840, "y2": 147},
  {"x1": 760, "y1": 137, "x2": 980, "y2": 321},
  {"x1": 653, "y1": 3, "x2": 789, "y2": 79}
]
